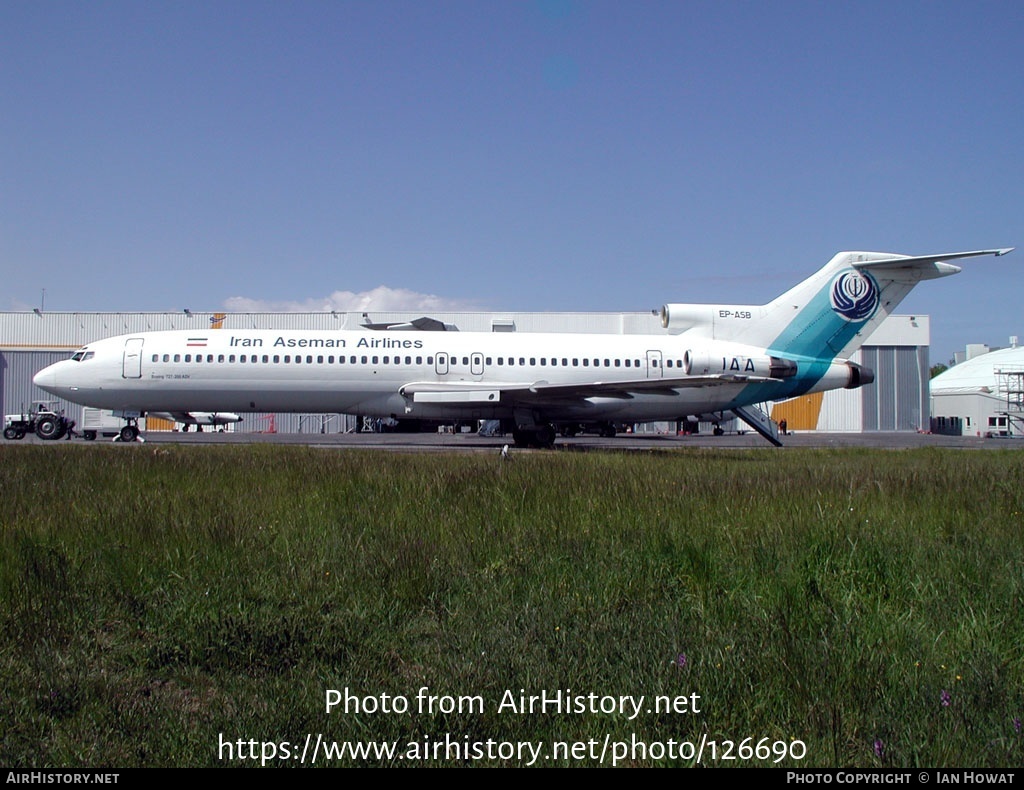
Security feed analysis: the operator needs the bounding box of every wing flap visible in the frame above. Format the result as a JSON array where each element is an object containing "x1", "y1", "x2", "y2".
[{"x1": 409, "y1": 389, "x2": 502, "y2": 404}]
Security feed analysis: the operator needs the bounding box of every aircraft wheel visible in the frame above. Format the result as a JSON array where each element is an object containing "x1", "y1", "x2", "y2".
[
  {"x1": 83, "y1": 431, "x2": 97, "y2": 441},
  {"x1": 513, "y1": 425, "x2": 557, "y2": 448},
  {"x1": 36, "y1": 416, "x2": 63, "y2": 440},
  {"x1": 599, "y1": 423, "x2": 617, "y2": 438},
  {"x1": 4, "y1": 426, "x2": 20, "y2": 440},
  {"x1": 534, "y1": 424, "x2": 557, "y2": 448},
  {"x1": 119, "y1": 424, "x2": 139, "y2": 442}
]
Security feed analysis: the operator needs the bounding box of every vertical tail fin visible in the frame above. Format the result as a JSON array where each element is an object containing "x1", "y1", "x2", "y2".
[{"x1": 740, "y1": 248, "x2": 1011, "y2": 360}]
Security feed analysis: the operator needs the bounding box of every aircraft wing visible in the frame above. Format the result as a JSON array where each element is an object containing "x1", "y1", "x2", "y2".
[
  {"x1": 399, "y1": 374, "x2": 780, "y2": 406},
  {"x1": 150, "y1": 411, "x2": 243, "y2": 425},
  {"x1": 150, "y1": 411, "x2": 194, "y2": 423}
]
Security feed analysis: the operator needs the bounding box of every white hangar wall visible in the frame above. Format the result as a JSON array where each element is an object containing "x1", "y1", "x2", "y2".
[
  {"x1": 2, "y1": 310, "x2": 930, "y2": 435},
  {"x1": 930, "y1": 345, "x2": 1024, "y2": 438},
  {"x1": 769, "y1": 316, "x2": 931, "y2": 433}
]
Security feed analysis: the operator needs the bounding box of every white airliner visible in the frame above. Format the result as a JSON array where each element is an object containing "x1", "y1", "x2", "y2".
[{"x1": 33, "y1": 248, "x2": 1012, "y2": 446}]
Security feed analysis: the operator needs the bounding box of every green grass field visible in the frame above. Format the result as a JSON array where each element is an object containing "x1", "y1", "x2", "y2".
[{"x1": 1, "y1": 444, "x2": 1021, "y2": 767}]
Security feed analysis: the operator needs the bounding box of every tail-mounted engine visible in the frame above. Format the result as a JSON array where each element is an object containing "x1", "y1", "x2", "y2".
[
  {"x1": 660, "y1": 304, "x2": 718, "y2": 331},
  {"x1": 845, "y1": 362, "x2": 874, "y2": 389},
  {"x1": 683, "y1": 349, "x2": 798, "y2": 379},
  {"x1": 808, "y1": 360, "x2": 876, "y2": 391}
]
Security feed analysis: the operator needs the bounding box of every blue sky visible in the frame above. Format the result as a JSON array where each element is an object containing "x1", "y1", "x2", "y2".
[{"x1": 3, "y1": 0, "x2": 1021, "y2": 363}]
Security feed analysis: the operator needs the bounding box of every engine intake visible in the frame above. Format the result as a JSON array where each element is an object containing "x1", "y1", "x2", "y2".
[{"x1": 660, "y1": 304, "x2": 716, "y2": 331}]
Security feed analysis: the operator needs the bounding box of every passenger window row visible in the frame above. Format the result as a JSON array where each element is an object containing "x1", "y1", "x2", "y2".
[{"x1": 148, "y1": 353, "x2": 687, "y2": 369}]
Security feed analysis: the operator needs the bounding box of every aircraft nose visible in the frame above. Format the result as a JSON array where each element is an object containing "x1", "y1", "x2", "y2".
[{"x1": 33, "y1": 364, "x2": 58, "y2": 394}]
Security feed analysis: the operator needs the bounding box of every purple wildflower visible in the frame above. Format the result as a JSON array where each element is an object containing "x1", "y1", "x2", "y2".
[
  {"x1": 1014, "y1": 717, "x2": 1021, "y2": 733},
  {"x1": 676, "y1": 653, "x2": 687, "y2": 668},
  {"x1": 873, "y1": 739, "x2": 884, "y2": 758},
  {"x1": 940, "y1": 690, "x2": 951, "y2": 707}
]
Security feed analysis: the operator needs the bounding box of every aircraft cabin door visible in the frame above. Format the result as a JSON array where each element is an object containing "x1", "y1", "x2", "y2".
[
  {"x1": 434, "y1": 352, "x2": 449, "y2": 376},
  {"x1": 471, "y1": 352, "x2": 484, "y2": 377},
  {"x1": 646, "y1": 350, "x2": 663, "y2": 378},
  {"x1": 123, "y1": 338, "x2": 144, "y2": 379}
]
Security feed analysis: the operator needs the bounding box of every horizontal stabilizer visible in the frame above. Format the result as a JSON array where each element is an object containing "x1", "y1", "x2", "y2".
[
  {"x1": 852, "y1": 248, "x2": 1014, "y2": 281},
  {"x1": 853, "y1": 248, "x2": 1013, "y2": 270}
]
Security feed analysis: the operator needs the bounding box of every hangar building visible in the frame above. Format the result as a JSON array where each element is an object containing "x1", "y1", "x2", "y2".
[
  {"x1": 930, "y1": 343, "x2": 1024, "y2": 438},
  {"x1": 2, "y1": 309, "x2": 931, "y2": 436}
]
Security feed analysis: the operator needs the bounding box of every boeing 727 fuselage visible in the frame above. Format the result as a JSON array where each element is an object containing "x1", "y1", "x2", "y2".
[{"x1": 33, "y1": 248, "x2": 1013, "y2": 445}]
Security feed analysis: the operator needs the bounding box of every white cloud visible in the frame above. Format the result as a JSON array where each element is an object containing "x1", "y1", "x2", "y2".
[
  {"x1": 7, "y1": 297, "x2": 36, "y2": 312},
  {"x1": 222, "y1": 286, "x2": 483, "y2": 314}
]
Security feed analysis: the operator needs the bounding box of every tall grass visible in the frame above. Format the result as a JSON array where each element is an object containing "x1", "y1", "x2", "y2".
[{"x1": 1, "y1": 445, "x2": 1021, "y2": 766}]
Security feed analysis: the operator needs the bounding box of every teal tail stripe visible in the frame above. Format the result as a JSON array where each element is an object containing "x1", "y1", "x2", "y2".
[{"x1": 724, "y1": 275, "x2": 873, "y2": 407}]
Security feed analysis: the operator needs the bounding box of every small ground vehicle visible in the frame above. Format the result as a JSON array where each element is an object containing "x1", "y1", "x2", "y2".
[
  {"x1": 81, "y1": 407, "x2": 128, "y2": 440},
  {"x1": 3, "y1": 401, "x2": 73, "y2": 440}
]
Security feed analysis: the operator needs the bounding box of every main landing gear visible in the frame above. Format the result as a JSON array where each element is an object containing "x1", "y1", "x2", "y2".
[
  {"x1": 511, "y1": 423, "x2": 557, "y2": 449},
  {"x1": 559, "y1": 421, "x2": 617, "y2": 439},
  {"x1": 118, "y1": 418, "x2": 141, "y2": 442}
]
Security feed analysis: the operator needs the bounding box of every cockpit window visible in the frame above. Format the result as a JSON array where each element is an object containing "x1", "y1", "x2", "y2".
[{"x1": 70, "y1": 350, "x2": 95, "y2": 362}]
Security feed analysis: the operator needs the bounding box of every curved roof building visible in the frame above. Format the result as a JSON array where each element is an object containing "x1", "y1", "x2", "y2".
[{"x1": 930, "y1": 346, "x2": 1024, "y2": 437}]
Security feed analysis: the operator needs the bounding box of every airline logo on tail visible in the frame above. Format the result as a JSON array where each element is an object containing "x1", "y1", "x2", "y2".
[{"x1": 830, "y1": 269, "x2": 879, "y2": 322}]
